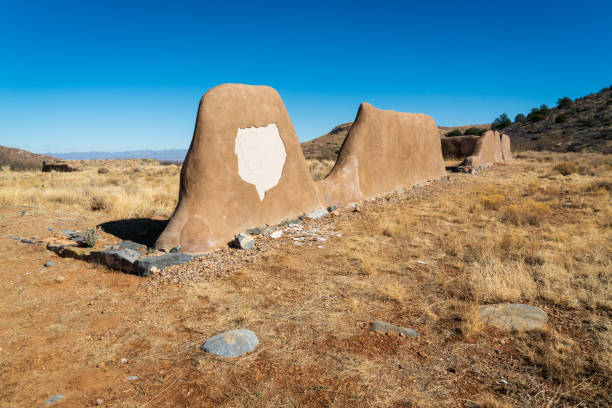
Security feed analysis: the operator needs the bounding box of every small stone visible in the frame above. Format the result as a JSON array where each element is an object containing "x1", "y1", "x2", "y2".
[
  {"x1": 47, "y1": 227, "x2": 54, "y2": 231},
  {"x1": 60, "y1": 230, "x2": 75, "y2": 235},
  {"x1": 44, "y1": 261, "x2": 55, "y2": 267},
  {"x1": 169, "y1": 245, "x2": 181, "y2": 253},
  {"x1": 10, "y1": 236, "x2": 19, "y2": 240},
  {"x1": 327, "y1": 205, "x2": 338, "y2": 212},
  {"x1": 234, "y1": 233, "x2": 255, "y2": 249},
  {"x1": 91, "y1": 249, "x2": 139, "y2": 273},
  {"x1": 96, "y1": 399, "x2": 103, "y2": 405},
  {"x1": 478, "y1": 303, "x2": 548, "y2": 331},
  {"x1": 120, "y1": 357, "x2": 128, "y2": 364},
  {"x1": 55, "y1": 276, "x2": 66, "y2": 283},
  {"x1": 20, "y1": 238, "x2": 34, "y2": 244},
  {"x1": 124, "y1": 375, "x2": 138, "y2": 381},
  {"x1": 150, "y1": 266, "x2": 160, "y2": 274},
  {"x1": 369, "y1": 321, "x2": 419, "y2": 338},
  {"x1": 306, "y1": 208, "x2": 329, "y2": 219},
  {"x1": 416, "y1": 260, "x2": 427, "y2": 265},
  {"x1": 246, "y1": 226, "x2": 264, "y2": 235},
  {"x1": 201, "y1": 329, "x2": 259, "y2": 357},
  {"x1": 45, "y1": 395, "x2": 64, "y2": 405},
  {"x1": 21, "y1": 210, "x2": 28, "y2": 215},
  {"x1": 270, "y1": 230, "x2": 282, "y2": 239}
]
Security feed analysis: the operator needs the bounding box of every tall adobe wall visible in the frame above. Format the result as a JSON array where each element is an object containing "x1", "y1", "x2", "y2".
[
  {"x1": 155, "y1": 84, "x2": 322, "y2": 253},
  {"x1": 501, "y1": 133, "x2": 513, "y2": 161},
  {"x1": 316, "y1": 102, "x2": 446, "y2": 207}
]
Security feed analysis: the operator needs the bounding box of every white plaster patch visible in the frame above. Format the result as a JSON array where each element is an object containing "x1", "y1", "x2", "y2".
[{"x1": 235, "y1": 123, "x2": 287, "y2": 201}]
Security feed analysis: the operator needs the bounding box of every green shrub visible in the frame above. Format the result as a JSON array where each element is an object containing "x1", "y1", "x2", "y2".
[
  {"x1": 557, "y1": 97, "x2": 572, "y2": 109},
  {"x1": 80, "y1": 228, "x2": 100, "y2": 248},
  {"x1": 98, "y1": 167, "x2": 109, "y2": 174},
  {"x1": 514, "y1": 113, "x2": 526, "y2": 122},
  {"x1": 492, "y1": 113, "x2": 511, "y2": 130},
  {"x1": 580, "y1": 117, "x2": 598, "y2": 127},
  {"x1": 555, "y1": 114, "x2": 568, "y2": 123},
  {"x1": 464, "y1": 127, "x2": 486, "y2": 136},
  {"x1": 445, "y1": 129, "x2": 463, "y2": 137},
  {"x1": 527, "y1": 107, "x2": 548, "y2": 122}
]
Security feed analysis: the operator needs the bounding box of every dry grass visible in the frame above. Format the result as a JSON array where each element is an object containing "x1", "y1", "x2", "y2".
[{"x1": 307, "y1": 159, "x2": 334, "y2": 181}]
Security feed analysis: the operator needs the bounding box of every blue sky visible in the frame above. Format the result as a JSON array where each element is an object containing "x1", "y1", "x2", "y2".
[{"x1": 0, "y1": 0, "x2": 610, "y2": 153}]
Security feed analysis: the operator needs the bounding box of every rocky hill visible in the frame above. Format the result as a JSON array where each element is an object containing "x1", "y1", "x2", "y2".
[
  {"x1": 0, "y1": 146, "x2": 57, "y2": 171},
  {"x1": 501, "y1": 85, "x2": 612, "y2": 153}
]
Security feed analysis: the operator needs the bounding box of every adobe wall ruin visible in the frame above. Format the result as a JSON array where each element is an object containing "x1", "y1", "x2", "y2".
[
  {"x1": 155, "y1": 84, "x2": 321, "y2": 253},
  {"x1": 316, "y1": 102, "x2": 446, "y2": 207}
]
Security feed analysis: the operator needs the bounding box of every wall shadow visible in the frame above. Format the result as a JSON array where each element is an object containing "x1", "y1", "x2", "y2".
[{"x1": 98, "y1": 218, "x2": 168, "y2": 248}]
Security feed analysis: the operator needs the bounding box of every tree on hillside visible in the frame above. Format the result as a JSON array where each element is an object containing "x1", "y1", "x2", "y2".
[
  {"x1": 492, "y1": 113, "x2": 511, "y2": 130},
  {"x1": 514, "y1": 113, "x2": 526, "y2": 122},
  {"x1": 557, "y1": 97, "x2": 572, "y2": 109}
]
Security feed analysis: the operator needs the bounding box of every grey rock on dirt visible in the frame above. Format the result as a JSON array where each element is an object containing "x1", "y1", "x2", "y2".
[
  {"x1": 92, "y1": 248, "x2": 140, "y2": 273},
  {"x1": 133, "y1": 253, "x2": 195, "y2": 277},
  {"x1": 234, "y1": 233, "x2": 255, "y2": 249},
  {"x1": 201, "y1": 329, "x2": 259, "y2": 357},
  {"x1": 305, "y1": 208, "x2": 329, "y2": 219},
  {"x1": 45, "y1": 395, "x2": 64, "y2": 405},
  {"x1": 478, "y1": 303, "x2": 548, "y2": 331},
  {"x1": 369, "y1": 321, "x2": 419, "y2": 338},
  {"x1": 44, "y1": 261, "x2": 55, "y2": 267}
]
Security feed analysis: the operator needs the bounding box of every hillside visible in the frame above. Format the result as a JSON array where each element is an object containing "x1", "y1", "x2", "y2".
[
  {"x1": 501, "y1": 85, "x2": 612, "y2": 153},
  {"x1": 0, "y1": 146, "x2": 57, "y2": 171}
]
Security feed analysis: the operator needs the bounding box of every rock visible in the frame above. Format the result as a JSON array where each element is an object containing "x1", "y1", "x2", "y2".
[
  {"x1": 169, "y1": 245, "x2": 181, "y2": 253},
  {"x1": 478, "y1": 303, "x2": 548, "y2": 331},
  {"x1": 55, "y1": 276, "x2": 65, "y2": 283},
  {"x1": 44, "y1": 261, "x2": 55, "y2": 267},
  {"x1": 10, "y1": 236, "x2": 19, "y2": 240},
  {"x1": 133, "y1": 253, "x2": 195, "y2": 277},
  {"x1": 327, "y1": 205, "x2": 338, "y2": 212},
  {"x1": 201, "y1": 329, "x2": 259, "y2": 357},
  {"x1": 234, "y1": 233, "x2": 255, "y2": 249},
  {"x1": 91, "y1": 249, "x2": 140, "y2": 273},
  {"x1": 278, "y1": 218, "x2": 301, "y2": 227},
  {"x1": 120, "y1": 357, "x2": 128, "y2": 364},
  {"x1": 45, "y1": 395, "x2": 64, "y2": 405},
  {"x1": 20, "y1": 238, "x2": 34, "y2": 244},
  {"x1": 369, "y1": 321, "x2": 419, "y2": 338},
  {"x1": 305, "y1": 208, "x2": 329, "y2": 219},
  {"x1": 47, "y1": 227, "x2": 54, "y2": 231},
  {"x1": 117, "y1": 240, "x2": 146, "y2": 252},
  {"x1": 416, "y1": 260, "x2": 427, "y2": 265},
  {"x1": 96, "y1": 399, "x2": 103, "y2": 405},
  {"x1": 150, "y1": 266, "x2": 160, "y2": 274},
  {"x1": 21, "y1": 210, "x2": 28, "y2": 215},
  {"x1": 246, "y1": 226, "x2": 264, "y2": 235},
  {"x1": 124, "y1": 375, "x2": 138, "y2": 381},
  {"x1": 60, "y1": 230, "x2": 75, "y2": 235},
  {"x1": 270, "y1": 230, "x2": 282, "y2": 239}
]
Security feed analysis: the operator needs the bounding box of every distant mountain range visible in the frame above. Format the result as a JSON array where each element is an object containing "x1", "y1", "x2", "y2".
[{"x1": 48, "y1": 149, "x2": 188, "y2": 161}]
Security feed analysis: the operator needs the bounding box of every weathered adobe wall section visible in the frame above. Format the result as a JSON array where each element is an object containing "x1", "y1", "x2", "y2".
[
  {"x1": 316, "y1": 103, "x2": 446, "y2": 207},
  {"x1": 501, "y1": 133, "x2": 513, "y2": 161},
  {"x1": 462, "y1": 130, "x2": 504, "y2": 167},
  {"x1": 155, "y1": 84, "x2": 322, "y2": 253}
]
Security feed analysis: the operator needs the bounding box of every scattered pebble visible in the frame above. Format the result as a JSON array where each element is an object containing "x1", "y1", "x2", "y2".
[
  {"x1": 124, "y1": 375, "x2": 139, "y2": 381},
  {"x1": 45, "y1": 395, "x2": 64, "y2": 405},
  {"x1": 270, "y1": 230, "x2": 282, "y2": 239},
  {"x1": 44, "y1": 261, "x2": 55, "y2": 267},
  {"x1": 416, "y1": 260, "x2": 427, "y2": 265},
  {"x1": 120, "y1": 357, "x2": 128, "y2": 364}
]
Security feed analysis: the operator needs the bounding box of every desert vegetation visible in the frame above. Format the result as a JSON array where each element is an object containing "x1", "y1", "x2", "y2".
[{"x1": 1, "y1": 151, "x2": 610, "y2": 406}]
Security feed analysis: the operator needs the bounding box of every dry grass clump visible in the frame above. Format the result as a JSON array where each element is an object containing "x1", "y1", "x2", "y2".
[
  {"x1": 307, "y1": 159, "x2": 334, "y2": 181},
  {"x1": 500, "y1": 198, "x2": 552, "y2": 225},
  {"x1": 553, "y1": 161, "x2": 578, "y2": 175},
  {"x1": 480, "y1": 193, "x2": 505, "y2": 210}
]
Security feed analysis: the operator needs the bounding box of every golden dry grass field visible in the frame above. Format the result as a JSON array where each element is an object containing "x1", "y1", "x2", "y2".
[{"x1": 0, "y1": 152, "x2": 610, "y2": 407}]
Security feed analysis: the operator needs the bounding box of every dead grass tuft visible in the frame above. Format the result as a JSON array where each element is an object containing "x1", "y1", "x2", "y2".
[{"x1": 500, "y1": 199, "x2": 552, "y2": 225}]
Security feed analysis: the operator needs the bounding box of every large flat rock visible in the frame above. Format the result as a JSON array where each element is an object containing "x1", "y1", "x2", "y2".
[
  {"x1": 201, "y1": 329, "x2": 259, "y2": 357},
  {"x1": 478, "y1": 303, "x2": 548, "y2": 331}
]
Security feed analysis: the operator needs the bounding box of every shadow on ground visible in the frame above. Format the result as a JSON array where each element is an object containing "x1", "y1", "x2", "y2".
[{"x1": 98, "y1": 218, "x2": 168, "y2": 248}]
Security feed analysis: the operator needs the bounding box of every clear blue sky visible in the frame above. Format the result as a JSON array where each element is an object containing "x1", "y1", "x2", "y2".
[{"x1": 1, "y1": 0, "x2": 610, "y2": 153}]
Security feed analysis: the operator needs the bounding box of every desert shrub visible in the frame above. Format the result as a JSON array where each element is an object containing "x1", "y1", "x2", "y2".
[
  {"x1": 90, "y1": 195, "x2": 111, "y2": 211},
  {"x1": 445, "y1": 129, "x2": 463, "y2": 137},
  {"x1": 527, "y1": 107, "x2": 549, "y2": 122},
  {"x1": 492, "y1": 113, "x2": 511, "y2": 130},
  {"x1": 514, "y1": 113, "x2": 525, "y2": 122},
  {"x1": 80, "y1": 228, "x2": 100, "y2": 248},
  {"x1": 555, "y1": 114, "x2": 568, "y2": 123},
  {"x1": 553, "y1": 162, "x2": 577, "y2": 175},
  {"x1": 464, "y1": 127, "x2": 486, "y2": 136},
  {"x1": 9, "y1": 161, "x2": 41, "y2": 171},
  {"x1": 557, "y1": 96, "x2": 573, "y2": 109},
  {"x1": 98, "y1": 167, "x2": 109, "y2": 174},
  {"x1": 579, "y1": 117, "x2": 598, "y2": 127},
  {"x1": 481, "y1": 193, "x2": 505, "y2": 210},
  {"x1": 500, "y1": 199, "x2": 551, "y2": 226}
]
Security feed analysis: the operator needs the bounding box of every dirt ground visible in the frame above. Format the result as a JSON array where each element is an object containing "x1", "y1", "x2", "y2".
[{"x1": 1, "y1": 153, "x2": 610, "y2": 407}]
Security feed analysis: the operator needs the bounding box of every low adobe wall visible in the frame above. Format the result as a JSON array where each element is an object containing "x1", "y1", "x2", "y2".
[
  {"x1": 316, "y1": 102, "x2": 446, "y2": 207},
  {"x1": 461, "y1": 130, "x2": 505, "y2": 167},
  {"x1": 155, "y1": 84, "x2": 322, "y2": 253}
]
